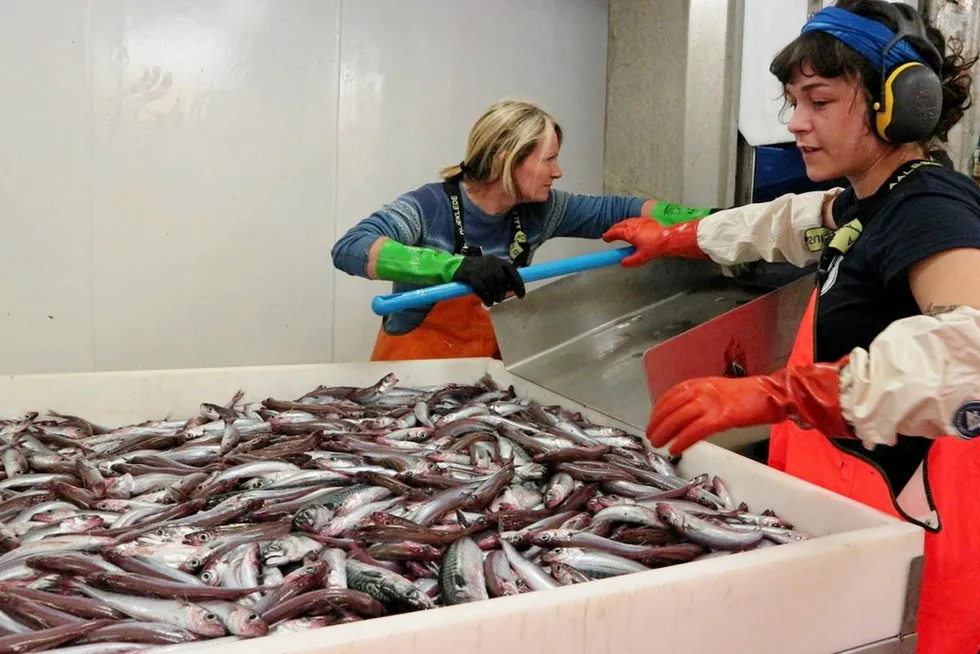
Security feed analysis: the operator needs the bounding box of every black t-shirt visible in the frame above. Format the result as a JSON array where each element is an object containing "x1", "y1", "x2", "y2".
[{"x1": 815, "y1": 160, "x2": 980, "y2": 490}]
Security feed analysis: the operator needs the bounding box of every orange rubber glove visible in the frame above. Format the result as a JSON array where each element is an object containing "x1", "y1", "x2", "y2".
[
  {"x1": 646, "y1": 358, "x2": 854, "y2": 455},
  {"x1": 601, "y1": 218, "x2": 709, "y2": 268}
]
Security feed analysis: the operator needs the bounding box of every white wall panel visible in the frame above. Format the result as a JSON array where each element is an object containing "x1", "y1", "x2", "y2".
[
  {"x1": 0, "y1": 0, "x2": 609, "y2": 373},
  {"x1": 88, "y1": 0, "x2": 339, "y2": 371},
  {"x1": 333, "y1": 0, "x2": 611, "y2": 361},
  {"x1": 0, "y1": 1, "x2": 95, "y2": 373}
]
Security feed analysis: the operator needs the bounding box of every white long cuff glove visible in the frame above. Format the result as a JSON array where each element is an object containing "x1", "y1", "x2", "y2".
[
  {"x1": 696, "y1": 189, "x2": 843, "y2": 267},
  {"x1": 840, "y1": 306, "x2": 980, "y2": 448}
]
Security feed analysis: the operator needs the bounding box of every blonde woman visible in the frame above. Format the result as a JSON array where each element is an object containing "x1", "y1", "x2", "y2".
[{"x1": 332, "y1": 99, "x2": 716, "y2": 361}]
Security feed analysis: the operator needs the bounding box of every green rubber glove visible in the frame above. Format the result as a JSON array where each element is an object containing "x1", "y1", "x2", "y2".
[
  {"x1": 374, "y1": 239, "x2": 464, "y2": 285},
  {"x1": 651, "y1": 201, "x2": 715, "y2": 227}
]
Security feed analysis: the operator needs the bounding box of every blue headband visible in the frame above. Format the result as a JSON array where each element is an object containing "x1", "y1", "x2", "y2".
[{"x1": 801, "y1": 7, "x2": 925, "y2": 72}]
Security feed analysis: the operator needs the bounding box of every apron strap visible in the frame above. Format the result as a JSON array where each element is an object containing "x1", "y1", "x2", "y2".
[{"x1": 441, "y1": 181, "x2": 530, "y2": 266}]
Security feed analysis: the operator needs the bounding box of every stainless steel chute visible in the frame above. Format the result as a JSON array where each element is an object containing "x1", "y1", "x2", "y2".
[{"x1": 489, "y1": 257, "x2": 814, "y2": 451}]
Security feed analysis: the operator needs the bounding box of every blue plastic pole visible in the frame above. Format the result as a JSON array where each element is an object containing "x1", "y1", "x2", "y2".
[{"x1": 370, "y1": 246, "x2": 635, "y2": 316}]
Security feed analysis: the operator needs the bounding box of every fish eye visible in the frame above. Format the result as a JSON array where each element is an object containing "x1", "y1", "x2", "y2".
[
  {"x1": 205, "y1": 613, "x2": 219, "y2": 622},
  {"x1": 247, "y1": 614, "x2": 261, "y2": 621},
  {"x1": 201, "y1": 571, "x2": 214, "y2": 582},
  {"x1": 198, "y1": 533, "x2": 210, "y2": 542}
]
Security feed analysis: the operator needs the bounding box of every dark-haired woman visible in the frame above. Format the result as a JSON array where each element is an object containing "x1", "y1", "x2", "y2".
[{"x1": 604, "y1": 1, "x2": 980, "y2": 651}]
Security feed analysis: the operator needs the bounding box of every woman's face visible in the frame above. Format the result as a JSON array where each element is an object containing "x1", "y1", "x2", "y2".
[
  {"x1": 785, "y1": 64, "x2": 886, "y2": 182},
  {"x1": 513, "y1": 125, "x2": 563, "y2": 203}
]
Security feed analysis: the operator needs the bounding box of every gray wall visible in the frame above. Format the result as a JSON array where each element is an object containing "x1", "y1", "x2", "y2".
[{"x1": 603, "y1": 0, "x2": 743, "y2": 208}]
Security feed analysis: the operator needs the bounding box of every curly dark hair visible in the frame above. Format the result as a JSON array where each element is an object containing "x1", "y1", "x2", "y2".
[{"x1": 769, "y1": 0, "x2": 978, "y2": 148}]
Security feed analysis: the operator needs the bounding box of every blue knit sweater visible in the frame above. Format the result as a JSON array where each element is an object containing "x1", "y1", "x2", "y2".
[{"x1": 332, "y1": 181, "x2": 645, "y2": 334}]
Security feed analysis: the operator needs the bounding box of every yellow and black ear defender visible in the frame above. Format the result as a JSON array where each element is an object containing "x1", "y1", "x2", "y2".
[{"x1": 872, "y1": 4, "x2": 943, "y2": 144}]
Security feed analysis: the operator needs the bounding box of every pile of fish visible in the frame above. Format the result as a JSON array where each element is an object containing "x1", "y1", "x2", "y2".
[{"x1": 0, "y1": 373, "x2": 810, "y2": 653}]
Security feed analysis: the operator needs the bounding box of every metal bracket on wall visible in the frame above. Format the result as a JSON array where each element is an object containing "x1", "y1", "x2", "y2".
[
  {"x1": 734, "y1": 132, "x2": 757, "y2": 206},
  {"x1": 900, "y1": 555, "x2": 924, "y2": 637},
  {"x1": 807, "y1": 0, "x2": 824, "y2": 19}
]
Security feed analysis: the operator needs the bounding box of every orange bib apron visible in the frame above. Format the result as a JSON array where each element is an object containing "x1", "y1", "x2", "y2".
[
  {"x1": 369, "y1": 295, "x2": 500, "y2": 362},
  {"x1": 769, "y1": 291, "x2": 980, "y2": 653}
]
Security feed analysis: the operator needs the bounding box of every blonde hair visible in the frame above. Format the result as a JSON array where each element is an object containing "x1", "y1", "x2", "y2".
[{"x1": 440, "y1": 100, "x2": 563, "y2": 199}]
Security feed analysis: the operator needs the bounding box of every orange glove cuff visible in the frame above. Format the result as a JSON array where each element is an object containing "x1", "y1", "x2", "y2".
[
  {"x1": 774, "y1": 356, "x2": 853, "y2": 438},
  {"x1": 602, "y1": 218, "x2": 709, "y2": 268}
]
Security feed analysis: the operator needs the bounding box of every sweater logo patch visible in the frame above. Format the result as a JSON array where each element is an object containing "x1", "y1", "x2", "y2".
[{"x1": 952, "y1": 401, "x2": 980, "y2": 439}]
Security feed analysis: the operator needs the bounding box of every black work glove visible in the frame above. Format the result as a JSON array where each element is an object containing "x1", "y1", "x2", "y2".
[{"x1": 452, "y1": 256, "x2": 526, "y2": 307}]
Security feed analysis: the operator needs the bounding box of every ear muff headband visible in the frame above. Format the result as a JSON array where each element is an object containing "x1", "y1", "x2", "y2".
[
  {"x1": 802, "y1": 7, "x2": 929, "y2": 71},
  {"x1": 800, "y1": 6, "x2": 943, "y2": 143}
]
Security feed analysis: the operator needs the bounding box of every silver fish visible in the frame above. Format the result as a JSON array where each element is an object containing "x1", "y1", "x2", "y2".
[
  {"x1": 72, "y1": 583, "x2": 227, "y2": 637},
  {"x1": 439, "y1": 536, "x2": 488, "y2": 605},
  {"x1": 540, "y1": 547, "x2": 649, "y2": 578},
  {"x1": 346, "y1": 559, "x2": 435, "y2": 611},
  {"x1": 655, "y1": 503, "x2": 765, "y2": 551}
]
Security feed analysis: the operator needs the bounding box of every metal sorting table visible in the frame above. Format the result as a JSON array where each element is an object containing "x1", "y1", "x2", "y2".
[{"x1": 490, "y1": 257, "x2": 813, "y2": 450}]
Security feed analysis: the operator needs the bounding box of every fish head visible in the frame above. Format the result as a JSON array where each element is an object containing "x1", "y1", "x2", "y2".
[
  {"x1": 103, "y1": 473, "x2": 135, "y2": 496},
  {"x1": 95, "y1": 499, "x2": 124, "y2": 512},
  {"x1": 60, "y1": 426, "x2": 87, "y2": 439},
  {"x1": 293, "y1": 506, "x2": 330, "y2": 533},
  {"x1": 141, "y1": 525, "x2": 188, "y2": 545},
  {"x1": 516, "y1": 464, "x2": 547, "y2": 481},
  {"x1": 550, "y1": 562, "x2": 578, "y2": 584},
  {"x1": 199, "y1": 568, "x2": 221, "y2": 586},
  {"x1": 532, "y1": 530, "x2": 568, "y2": 546},
  {"x1": 76, "y1": 515, "x2": 107, "y2": 530},
  {"x1": 759, "y1": 515, "x2": 791, "y2": 529},
  {"x1": 406, "y1": 427, "x2": 432, "y2": 442},
  {"x1": 0, "y1": 530, "x2": 19, "y2": 549},
  {"x1": 490, "y1": 488, "x2": 520, "y2": 513},
  {"x1": 323, "y1": 455, "x2": 357, "y2": 468},
  {"x1": 539, "y1": 547, "x2": 580, "y2": 566},
  {"x1": 498, "y1": 530, "x2": 523, "y2": 545},
  {"x1": 405, "y1": 586, "x2": 436, "y2": 610},
  {"x1": 544, "y1": 488, "x2": 562, "y2": 507},
  {"x1": 241, "y1": 477, "x2": 269, "y2": 490},
  {"x1": 228, "y1": 607, "x2": 269, "y2": 638},
  {"x1": 184, "y1": 530, "x2": 213, "y2": 546},
  {"x1": 414, "y1": 460, "x2": 440, "y2": 475},
  {"x1": 538, "y1": 549, "x2": 561, "y2": 565},
  {"x1": 181, "y1": 555, "x2": 206, "y2": 574},
  {"x1": 654, "y1": 503, "x2": 686, "y2": 528},
  {"x1": 191, "y1": 607, "x2": 229, "y2": 638},
  {"x1": 288, "y1": 561, "x2": 326, "y2": 584},
  {"x1": 262, "y1": 539, "x2": 294, "y2": 566}
]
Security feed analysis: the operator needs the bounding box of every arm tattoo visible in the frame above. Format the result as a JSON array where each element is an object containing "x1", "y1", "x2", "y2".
[{"x1": 923, "y1": 304, "x2": 963, "y2": 317}]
